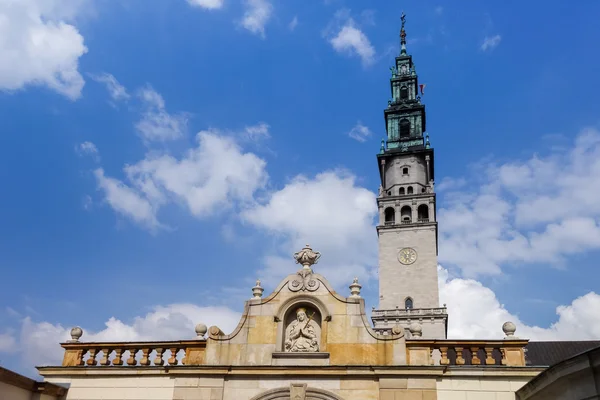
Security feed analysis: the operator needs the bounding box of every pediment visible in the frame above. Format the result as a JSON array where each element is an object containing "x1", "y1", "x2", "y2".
[{"x1": 203, "y1": 245, "x2": 406, "y2": 367}]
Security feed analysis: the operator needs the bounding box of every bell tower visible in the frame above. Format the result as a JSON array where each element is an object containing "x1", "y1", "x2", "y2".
[{"x1": 371, "y1": 13, "x2": 448, "y2": 339}]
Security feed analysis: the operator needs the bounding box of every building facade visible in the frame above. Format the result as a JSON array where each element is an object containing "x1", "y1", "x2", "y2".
[{"x1": 33, "y1": 15, "x2": 598, "y2": 400}]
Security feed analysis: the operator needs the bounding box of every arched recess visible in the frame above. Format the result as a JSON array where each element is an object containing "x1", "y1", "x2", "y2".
[
  {"x1": 400, "y1": 205, "x2": 412, "y2": 223},
  {"x1": 399, "y1": 187, "x2": 406, "y2": 195},
  {"x1": 400, "y1": 119, "x2": 411, "y2": 138},
  {"x1": 249, "y1": 387, "x2": 345, "y2": 400},
  {"x1": 384, "y1": 207, "x2": 395, "y2": 225},
  {"x1": 405, "y1": 297, "x2": 414, "y2": 309},
  {"x1": 400, "y1": 85, "x2": 408, "y2": 100},
  {"x1": 418, "y1": 204, "x2": 429, "y2": 221},
  {"x1": 407, "y1": 186, "x2": 414, "y2": 194},
  {"x1": 275, "y1": 295, "x2": 332, "y2": 352}
]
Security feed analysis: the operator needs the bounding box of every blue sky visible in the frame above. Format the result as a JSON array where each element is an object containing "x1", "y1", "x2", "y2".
[{"x1": 1, "y1": 0, "x2": 600, "y2": 376}]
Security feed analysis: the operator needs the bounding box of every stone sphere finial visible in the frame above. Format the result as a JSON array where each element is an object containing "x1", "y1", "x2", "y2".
[
  {"x1": 409, "y1": 322, "x2": 423, "y2": 338},
  {"x1": 502, "y1": 321, "x2": 517, "y2": 339},
  {"x1": 252, "y1": 279, "x2": 264, "y2": 299},
  {"x1": 195, "y1": 323, "x2": 208, "y2": 338},
  {"x1": 391, "y1": 325, "x2": 403, "y2": 335},
  {"x1": 293, "y1": 244, "x2": 321, "y2": 272},
  {"x1": 349, "y1": 277, "x2": 362, "y2": 298},
  {"x1": 69, "y1": 326, "x2": 83, "y2": 342}
]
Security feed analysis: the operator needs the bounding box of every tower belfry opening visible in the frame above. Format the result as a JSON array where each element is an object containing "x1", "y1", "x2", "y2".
[{"x1": 372, "y1": 12, "x2": 448, "y2": 339}]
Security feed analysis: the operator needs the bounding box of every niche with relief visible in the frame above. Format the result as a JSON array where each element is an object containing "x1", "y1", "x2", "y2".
[
  {"x1": 284, "y1": 305, "x2": 322, "y2": 353},
  {"x1": 273, "y1": 297, "x2": 331, "y2": 364}
]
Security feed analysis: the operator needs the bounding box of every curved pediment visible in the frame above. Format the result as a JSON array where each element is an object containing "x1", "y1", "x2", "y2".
[{"x1": 204, "y1": 245, "x2": 406, "y2": 367}]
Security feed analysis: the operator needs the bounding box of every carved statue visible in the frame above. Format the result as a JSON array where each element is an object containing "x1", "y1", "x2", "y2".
[{"x1": 285, "y1": 308, "x2": 319, "y2": 352}]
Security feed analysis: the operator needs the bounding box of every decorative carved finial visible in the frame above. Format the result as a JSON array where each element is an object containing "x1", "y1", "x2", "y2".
[
  {"x1": 195, "y1": 323, "x2": 207, "y2": 338},
  {"x1": 293, "y1": 244, "x2": 321, "y2": 272},
  {"x1": 380, "y1": 139, "x2": 386, "y2": 154},
  {"x1": 425, "y1": 133, "x2": 431, "y2": 149},
  {"x1": 69, "y1": 326, "x2": 83, "y2": 342},
  {"x1": 252, "y1": 279, "x2": 264, "y2": 299},
  {"x1": 349, "y1": 277, "x2": 362, "y2": 298},
  {"x1": 502, "y1": 321, "x2": 517, "y2": 339},
  {"x1": 409, "y1": 322, "x2": 423, "y2": 338}
]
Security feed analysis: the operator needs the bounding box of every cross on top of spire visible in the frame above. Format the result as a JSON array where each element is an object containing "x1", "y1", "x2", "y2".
[{"x1": 400, "y1": 11, "x2": 407, "y2": 55}]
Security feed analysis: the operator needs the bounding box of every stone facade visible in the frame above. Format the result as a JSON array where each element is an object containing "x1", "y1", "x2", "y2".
[
  {"x1": 40, "y1": 369, "x2": 541, "y2": 400},
  {"x1": 39, "y1": 245, "x2": 539, "y2": 400}
]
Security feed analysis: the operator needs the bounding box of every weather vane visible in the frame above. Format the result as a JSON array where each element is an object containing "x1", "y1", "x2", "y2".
[{"x1": 401, "y1": 11, "x2": 406, "y2": 31}]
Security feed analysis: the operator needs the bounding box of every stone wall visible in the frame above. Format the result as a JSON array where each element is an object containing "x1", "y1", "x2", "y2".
[{"x1": 42, "y1": 368, "x2": 543, "y2": 400}]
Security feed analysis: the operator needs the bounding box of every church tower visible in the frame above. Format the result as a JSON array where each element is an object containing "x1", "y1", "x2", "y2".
[{"x1": 371, "y1": 14, "x2": 448, "y2": 339}]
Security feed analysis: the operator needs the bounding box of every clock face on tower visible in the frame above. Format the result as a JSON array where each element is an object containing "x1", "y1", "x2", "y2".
[{"x1": 398, "y1": 248, "x2": 417, "y2": 265}]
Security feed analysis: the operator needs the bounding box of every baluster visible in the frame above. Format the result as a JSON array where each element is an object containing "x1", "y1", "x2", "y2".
[
  {"x1": 76, "y1": 349, "x2": 86, "y2": 366},
  {"x1": 100, "y1": 348, "x2": 111, "y2": 366},
  {"x1": 439, "y1": 347, "x2": 449, "y2": 365},
  {"x1": 168, "y1": 347, "x2": 179, "y2": 365},
  {"x1": 470, "y1": 347, "x2": 481, "y2": 365},
  {"x1": 484, "y1": 347, "x2": 495, "y2": 365},
  {"x1": 500, "y1": 348, "x2": 507, "y2": 365},
  {"x1": 455, "y1": 347, "x2": 465, "y2": 365},
  {"x1": 140, "y1": 348, "x2": 151, "y2": 366},
  {"x1": 87, "y1": 348, "x2": 98, "y2": 366},
  {"x1": 127, "y1": 348, "x2": 138, "y2": 366},
  {"x1": 113, "y1": 348, "x2": 124, "y2": 366},
  {"x1": 154, "y1": 348, "x2": 165, "y2": 366}
]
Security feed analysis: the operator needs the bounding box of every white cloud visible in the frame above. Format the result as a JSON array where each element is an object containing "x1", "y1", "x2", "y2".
[
  {"x1": 438, "y1": 128, "x2": 600, "y2": 277},
  {"x1": 0, "y1": 0, "x2": 88, "y2": 99},
  {"x1": 434, "y1": 6, "x2": 443, "y2": 15},
  {"x1": 242, "y1": 122, "x2": 271, "y2": 142},
  {"x1": 240, "y1": 0, "x2": 273, "y2": 38},
  {"x1": 95, "y1": 130, "x2": 268, "y2": 227},
  {"x1": 440, "y1": 267, "x2": 600, "y2": 340},
  {"x1": 288, "y1": 16, "x2": 298, "y2": 31},
  {"x1": 347, "y1": 122, "x2": 372, "y2": 142},
  {"x1": 481, "y1": 34, "x2": 501, "y2": 51},
  {"x1": 135, "y1": 86, "x2": 188, "y2": 142},
  {"x1": 186, "y1": 0, "x2": 224, "y2": 9},
  {"x1": 0, "y1": 331, "x2": 17, "y2": 353},
  {"x1": 329, "y1": 18, "x2": 375, "y2": 66},
  {"x1": 242, "y1": 170, "x2": 378, "y2": 288},
  {"x1": 76, "y1": 141, "x2": 100, "y2": 161},
  {"x1": 90, "y1": 73, "x2": 129, "y2": 102},
  {"x1": 94, "y1": 168, "x2": 160, "y2": 229},
  {"x1": 16, "y1": 304, "x2": 241, "y2": 368}
]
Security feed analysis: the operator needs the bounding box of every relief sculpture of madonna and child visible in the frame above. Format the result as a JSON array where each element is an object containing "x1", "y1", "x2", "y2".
[{"x1": 284, "y1": 307, "x2": 320, "y2": 352}]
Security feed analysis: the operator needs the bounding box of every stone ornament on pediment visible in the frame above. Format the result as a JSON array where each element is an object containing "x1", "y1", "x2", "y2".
[{"x1": 289, "y1": 244, "x2": 321, "y2": 292}]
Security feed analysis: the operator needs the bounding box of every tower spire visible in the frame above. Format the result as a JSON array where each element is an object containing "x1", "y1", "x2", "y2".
[{"x1": 400, "y1": 11, "x2": 407, "y2": 55}]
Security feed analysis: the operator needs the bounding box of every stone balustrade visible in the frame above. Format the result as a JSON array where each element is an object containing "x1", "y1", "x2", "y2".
[
  {"x1": 371, "y1": 307, "x2": 447, "y2": 318},
  {"x1": 406, "y1": 339, "x2": 528, "y2": 367},
  {"x1": 60, "y1": 340, "x2": 206, "y2": 367}
]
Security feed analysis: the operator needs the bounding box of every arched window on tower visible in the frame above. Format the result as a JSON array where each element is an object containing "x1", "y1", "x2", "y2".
[
  {"x1": 399, "y1": 187, "x2": 405, "y2": 195},
  {"x1": 400, "y1": 206, "x2": 412, "y2": 223},
  {"x1": 400, "y1": 119, "x2": 411, "y2": 138},
  {"x1": 405, "y1": 297, "x2": 413, "y2": 309},
  {"x1": 400, "y1": 86, "x2": 408, "y2": 101},
  {"x1": 384, "y1": 207, "x2": 395, "y2": 225},
  {"x1": 407, "y1": 186, "x2": 414, "y2": 194},
  {"x1": 418, "y1": 204, "x2": 430, "y2": 222}
]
